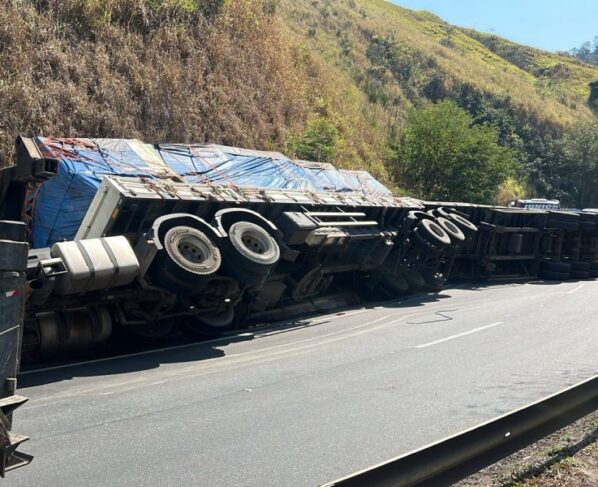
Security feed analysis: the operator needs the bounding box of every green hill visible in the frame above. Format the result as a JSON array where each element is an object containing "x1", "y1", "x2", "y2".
[
  {"x1": 280, "y1": 0, "x2": 598, "y2": 130},
  {"x1": 1, "y1": 0, "x2": 597, "y2": 203}
]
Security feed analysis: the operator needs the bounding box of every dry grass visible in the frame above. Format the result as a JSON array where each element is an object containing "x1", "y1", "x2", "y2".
[
  {"x1": 279, "y1": 0, "x2": 598, "y2": 132},
  {"x1": 0, "y1": 0, "x2": 319, "y2": 163},
  {"x1": 1, "y1": 0, "x2": 597, "y2": 193}
]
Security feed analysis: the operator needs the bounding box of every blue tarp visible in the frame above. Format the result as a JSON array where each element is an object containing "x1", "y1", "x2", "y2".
[
  {"x1": 296, "y1": 161, "x2": 354, "y2": 192},
  {"x1": 339, "y1": 170, "x2": 393, "y2": 197},
  {"x1": 32, "y1": 137, "x2": 173, "y2": 248},
  {"x1": 31, "y1": 138, "x2": 392, "y2": 248},
  {"x1": 157, "y1": 144, "x2": 321, "y2": 191}
]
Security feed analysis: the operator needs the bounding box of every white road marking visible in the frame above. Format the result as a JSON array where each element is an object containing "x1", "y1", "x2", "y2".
[
  {"x1": 566, "y1": 283, "x2": 585, "y2": 295},
  {"x1": 414, "y1": 322, "x2": 503, "y2": 349}
]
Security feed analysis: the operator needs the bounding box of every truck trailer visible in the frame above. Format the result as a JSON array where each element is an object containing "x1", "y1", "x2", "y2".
[{"x1": 0, "y1": 136, "x2": 476, "y2": 361}]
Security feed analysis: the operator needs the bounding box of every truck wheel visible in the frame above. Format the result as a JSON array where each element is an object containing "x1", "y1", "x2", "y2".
[
  {"x1": 413, "y1": 219, "x2": 451, "y2": 249},
  {"x1": 184, "y1": 307, "x2": 236, "y2": 337},
  {"x1": 421, "y1": 269, "x2": 446, "y2": 293},
  {"x1": 378, "y1": 274, "x2": 409, "y2": 297},
  {"x1": 540, "y1": 261, "x2": 571, "y2": 274},
  {"x1": 570, "y1": 261, "x2": 591, "y2": 279},
  {"x1": 437, "y1": 217, "x2": 465, "y2": 243},
  {"x1": 228, "y1": 221, "x2": 279, "y2": 266},
  {"x1": 447, "y1": 213, "x2": 478, "y2": 239},
  {"x1": 435, "y1": 207, "x2": 452, "y2": 219},
  {"x1": 164, "y1": 226, "x2": 221, "y2": 276},
  {"x1": 154, "y1": 226, "x2": 222, "y2": 294},
  {"x1": 412, "y1": 231, "x2": 444, "y2": 257},
  {"x1": 540, "y1": 270, "x2": 570, "y2": 281},
  {"x1": 404, "y1": 269, "x2": 425, "y2": 291},
  {"x1": 223, "y1": 221, "x2": 280, "y2": 285}
]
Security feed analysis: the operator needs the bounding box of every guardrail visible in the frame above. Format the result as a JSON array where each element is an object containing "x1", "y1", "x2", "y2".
[{"x1": 322, "y1": 375, "x2": 598, "y2": 487}]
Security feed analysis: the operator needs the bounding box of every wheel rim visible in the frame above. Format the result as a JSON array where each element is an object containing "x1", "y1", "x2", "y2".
[
  {"x1": 178, "y1": 235, "x2": 211, "y2": 264},
  {"x1": 164, "y1": 226, "x2": 221, "y2": 275},
  {"x1": 241, "y1": 231, "x2": 268, "y2": 255},
  {"x1": 229, "y1": 221, "x2": 280, "y2": 266}
]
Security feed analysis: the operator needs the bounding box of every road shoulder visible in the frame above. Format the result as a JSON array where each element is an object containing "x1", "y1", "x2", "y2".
[{"x1": 457, "y1": 410, "x2": 598, "y2": 486}]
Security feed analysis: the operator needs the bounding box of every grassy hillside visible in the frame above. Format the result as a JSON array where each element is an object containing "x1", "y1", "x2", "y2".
[
  {"x1": 279, "y1": 0, "x2": 598, "y2": 129},
  {"x1": 0, "y1": 1, "x2": 322, "y2": 160},
  {"x1": 1, "y1": 0, "x2": 597, "y2": 201}
]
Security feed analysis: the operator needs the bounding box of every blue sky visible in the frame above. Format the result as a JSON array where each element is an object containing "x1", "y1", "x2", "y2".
[{"x1": 391, "y1": 1, "x2": 597, "y2": 52}]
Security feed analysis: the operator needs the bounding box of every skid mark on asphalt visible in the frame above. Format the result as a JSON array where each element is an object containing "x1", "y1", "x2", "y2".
[
  {"x1": 414, "y1": 322, "x2": 503, "y2": 349},
  {"x1": 406, "y1": 309, "x2": 458, "y2": 325}
]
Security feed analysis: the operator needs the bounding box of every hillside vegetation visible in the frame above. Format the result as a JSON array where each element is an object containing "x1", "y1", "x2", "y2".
[
  {"x1": 1, "y1": 0, "x2": 598, "y2": 205},
  {"x1": 280, "y1": 0, "x2": 598, "y2": 204}
]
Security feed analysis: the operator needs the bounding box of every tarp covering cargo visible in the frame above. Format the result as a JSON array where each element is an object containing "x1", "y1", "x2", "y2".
[
  {"x1": 30, "y1": 138, "x2": 391, "y2": 248},
  {"x1": 339, "y1": 170, "x2": 393, "y2": 197},
  {"x1": 157, "y1": 144, "x2": 321, "y2": 191},
  {"x1": 32, "y1": 137, "x2": 176, "y2": 248},
  {"x1": 296, "y1": 161, "x2": 354, "y2": 192}
]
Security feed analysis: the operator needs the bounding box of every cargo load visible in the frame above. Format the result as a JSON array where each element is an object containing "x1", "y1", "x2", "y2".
[{"x1": 3, "y1": 135, "x2": 598, "y2": 364}]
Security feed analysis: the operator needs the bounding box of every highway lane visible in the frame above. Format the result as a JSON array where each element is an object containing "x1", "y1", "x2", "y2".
[{"x1": 6, "y1": 280, "x2": 598, "y2": 486}]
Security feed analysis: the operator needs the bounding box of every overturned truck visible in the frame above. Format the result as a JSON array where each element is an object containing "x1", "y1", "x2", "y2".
[
  {"x1": 2, "y1": 136, "x2": 598, "y2": 363},
  {"x1": 0, "y1": 137, "x2": 477, "y2": 361}
]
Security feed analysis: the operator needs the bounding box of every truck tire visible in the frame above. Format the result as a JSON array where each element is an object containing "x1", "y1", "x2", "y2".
[
  {"x1": 421, "y1": 269, "x2": 446, "y2": 292},
  {"x1": 570, "y1": 261, "x2": 591, "y2": 279},
  {"x1": 413, "y1": 219, "x2": 451, "y2": 249},
  {"x1": 404, "y1": 269, "x2": 425, "y2": 291},
  {"x1": 183, "y1": 307, "x2": 236, "y2": 337},
  {"x1": 447, "y1": 213, "x2": 478, "y2": 239},
  {"x1": 437, "y1": 217, "x2": 465, "y2": 243},
  {"x1": 228, "y1": 221, "x2": 280, "y2": 266},
  {"x1": 540, "y1": 261, "x2": 571, "y2": 274},
  {"x1": 540, "y1": 271, "x2": 570, "y2": 281},
  {"x1": 590, "y1": 262, "x2": 598, "y2": 278},
  {"x1": 378, "y1": 274, "x2": 409, "y2": 297},
  {"x1": 154, "y1": 226, "x2": 222, "y2": 294},
  {"x1": 223, "y1": 221, "x2": 280, "y2": 285},
  {"x1": 435, "y1": 207, "x2": 452, "y2": 219},
  {"x1": 164, "y1": 226, "x2": 222, "y2": 276}
]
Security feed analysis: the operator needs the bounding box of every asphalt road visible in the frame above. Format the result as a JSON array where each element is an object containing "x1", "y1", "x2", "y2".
[{"x1": 6, "y1": 280, "x2": 598, "y2": 486}]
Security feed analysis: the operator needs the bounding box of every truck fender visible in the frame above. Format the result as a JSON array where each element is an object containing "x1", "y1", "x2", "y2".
[{"x1": 213, "y1": 208, "x2": 282, "y2": 242}]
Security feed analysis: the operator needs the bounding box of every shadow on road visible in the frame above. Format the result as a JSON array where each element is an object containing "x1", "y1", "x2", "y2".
[{"x1": 19, "y1": 289, "x2": 455, "y2": 388}]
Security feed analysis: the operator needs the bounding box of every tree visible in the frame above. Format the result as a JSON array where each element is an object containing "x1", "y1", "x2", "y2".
[
  {"x1": 286, "y1": 117, "x2": 340, "y2": 163},
  {"x1": 525, "y1": 121, "x2": 598, "y2": 208},
  {"x1": 395, "y1": 100, "x2": 518, "y2": 203},
  {"x1": 571, "y1": 37, "x2": 598, "y2": 66},
  {"x1": 561, "y1": 121, "x2": 598, "y2": 208}
]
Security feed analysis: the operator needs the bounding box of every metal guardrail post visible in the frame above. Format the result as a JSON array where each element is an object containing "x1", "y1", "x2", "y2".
[
  {"x1": 0, "y1": 221, "x2": 33, "y2": 476},
  {"x1": 323, "y1": 375, "x2": 598, "y2": 487}
]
